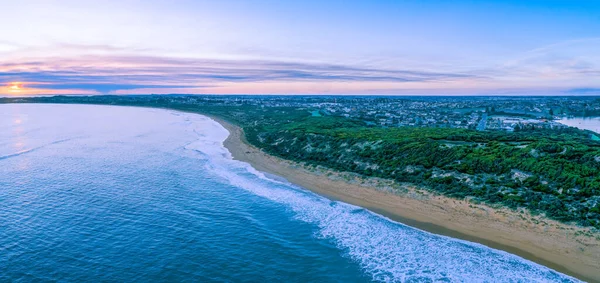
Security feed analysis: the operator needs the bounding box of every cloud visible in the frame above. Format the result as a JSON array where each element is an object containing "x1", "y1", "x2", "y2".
[
  {"x1": 0, "y1": 40, "x2": 21, "y2": 53},
  {"x1": 494, "y1": 38, "x2": 600, "y2": 79},
  {"x1": 0, "y1": 54, "x2": 477, "y2": 94},
  {"x1": 1, "y1": 38, "x2": 598, "y2": 95}
]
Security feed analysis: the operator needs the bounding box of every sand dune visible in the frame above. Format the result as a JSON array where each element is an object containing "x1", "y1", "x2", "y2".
[{"x1": 213, "y1": 117, "x2": 600, "y2": 282}]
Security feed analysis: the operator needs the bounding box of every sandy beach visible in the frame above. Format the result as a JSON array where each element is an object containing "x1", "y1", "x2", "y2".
[{"x1": 213, "y1": 117, "x2": 600, "y2": 282}]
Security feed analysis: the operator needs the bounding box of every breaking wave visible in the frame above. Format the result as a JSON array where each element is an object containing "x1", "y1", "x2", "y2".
[{"x1": 181, "y1": 115, "x2": 580, "y2": 283}]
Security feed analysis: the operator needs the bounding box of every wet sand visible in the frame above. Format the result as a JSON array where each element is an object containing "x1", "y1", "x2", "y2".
[{"x1": 211, "y1": 116, "x2": 600, "y2": 282}]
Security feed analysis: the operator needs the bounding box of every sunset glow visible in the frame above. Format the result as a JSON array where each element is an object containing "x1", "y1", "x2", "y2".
[
  {"x1": 0, "y1": 1, "x2": 598, "y2": 95},
  {"x1": 0, "y1": 2, "x2": 600, "y2": 282},
  {"x1": 9, "y1": 83, "x2": 22, "y2": 92}
]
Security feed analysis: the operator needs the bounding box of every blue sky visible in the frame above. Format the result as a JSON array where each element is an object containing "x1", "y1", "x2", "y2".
[{"x1": 1, "y1": 0, "x2": 599, "y2": 95}]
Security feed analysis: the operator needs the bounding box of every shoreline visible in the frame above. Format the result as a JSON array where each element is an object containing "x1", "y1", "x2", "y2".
[
  {"x1": 212, "y1": 116, "x2": 600, "y2": 282},
  {"x1": 8, "y1": 103, "x2": 596, "y2": 281}
]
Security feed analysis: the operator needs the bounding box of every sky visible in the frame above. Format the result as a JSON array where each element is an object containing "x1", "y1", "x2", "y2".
[{"x1": 0, "y1": 0, "x2": 599, "y2": 96}]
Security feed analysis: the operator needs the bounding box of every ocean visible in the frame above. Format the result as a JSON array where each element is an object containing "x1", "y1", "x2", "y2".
[{"x1": 0, "y1": 104, "x2": 580, "y2": 282}]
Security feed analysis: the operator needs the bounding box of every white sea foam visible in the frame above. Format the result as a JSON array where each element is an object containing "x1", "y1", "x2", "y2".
[
  {"x1": 0, "y1": 104, "x2": 580, "y2": 282},
  {"x1": 182, "y1": 113, "x2": 581, "y2": 283}
]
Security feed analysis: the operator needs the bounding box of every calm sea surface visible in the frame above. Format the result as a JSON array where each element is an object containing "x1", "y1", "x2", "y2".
[
  {"x1": 0, "y1": 104, "x2": 580, "y2": 282},
  {"x1": 558, "y1": 117, "x2": 600, "y2": 134}
]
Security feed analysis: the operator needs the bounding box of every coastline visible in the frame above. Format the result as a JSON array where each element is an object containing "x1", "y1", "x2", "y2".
[{"x1": 212, "y1": 116, "x2": 600, "y2": 282}]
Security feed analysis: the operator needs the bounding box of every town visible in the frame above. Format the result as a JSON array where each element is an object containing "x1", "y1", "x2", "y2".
[{"x1": 13, "y1": 95, "x2": 597, "y2": 133}]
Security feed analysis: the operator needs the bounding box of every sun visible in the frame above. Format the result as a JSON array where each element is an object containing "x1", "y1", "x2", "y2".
[{"x1": 8, "y1": 83, "x2": 22, "y2": 92}]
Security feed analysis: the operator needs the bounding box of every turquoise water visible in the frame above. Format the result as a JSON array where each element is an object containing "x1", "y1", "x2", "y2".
[{"x1": 0, "y1": 104, "x2": 580, "y2": 282}]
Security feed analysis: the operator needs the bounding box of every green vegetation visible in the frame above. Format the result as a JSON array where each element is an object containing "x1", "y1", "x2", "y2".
[
  {"x1": 251, "y1": 116, "x2": 600, "y2": 228},
  {"x1": 2, "y1": 95, "x2": 600, "y2": 229}
]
